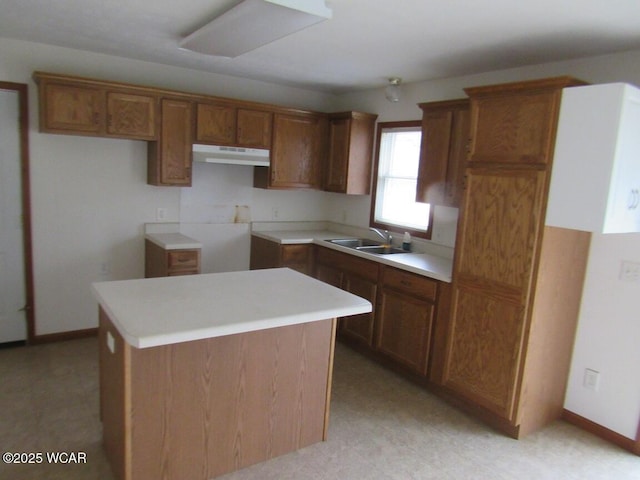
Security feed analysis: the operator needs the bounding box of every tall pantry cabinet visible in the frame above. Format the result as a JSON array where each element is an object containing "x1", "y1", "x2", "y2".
[{"x1": 441, "y1": 77, "x2": 592, "y2": 438}]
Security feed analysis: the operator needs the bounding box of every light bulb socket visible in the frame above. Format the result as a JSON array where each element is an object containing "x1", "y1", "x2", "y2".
[{"x1": 385, "y1": 77, "x2": 402, "y2": 102}]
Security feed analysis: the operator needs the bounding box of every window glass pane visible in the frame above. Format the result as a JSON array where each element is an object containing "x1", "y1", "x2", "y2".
[{"x1": 373, "y1": 124, "x2": 430, "y2": 233}]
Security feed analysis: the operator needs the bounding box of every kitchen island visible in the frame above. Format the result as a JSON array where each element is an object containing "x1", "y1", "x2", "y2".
[{"x1": 92, "y1": 268, "x2": 371, "y2": 480}]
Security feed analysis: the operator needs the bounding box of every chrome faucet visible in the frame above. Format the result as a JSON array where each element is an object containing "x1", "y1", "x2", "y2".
[{"x1": 370, "y1": 227, "x2": 392, "y2": 245}]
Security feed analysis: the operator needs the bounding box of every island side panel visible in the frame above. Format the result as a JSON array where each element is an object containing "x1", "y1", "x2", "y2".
[
  {"x1": 128, "y1": 318, "x2": 336, "y2": 480},
  {"x1": 99, "y1": 308, "x2": 132, "y2": 480}
]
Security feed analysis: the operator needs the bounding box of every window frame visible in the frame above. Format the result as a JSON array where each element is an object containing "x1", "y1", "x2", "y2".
[{"x1": 369, "y1": 120, "x2": 434, "y2": 240}]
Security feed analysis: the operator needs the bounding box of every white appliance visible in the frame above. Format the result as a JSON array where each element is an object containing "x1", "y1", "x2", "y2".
[{"x1": 192, "y1": 144, "x2": 270, "y2": 167}]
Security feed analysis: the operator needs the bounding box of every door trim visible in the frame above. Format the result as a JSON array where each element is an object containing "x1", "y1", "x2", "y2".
[{"x1": 1, "y1": 82, "x2": 35, "y2": 343}]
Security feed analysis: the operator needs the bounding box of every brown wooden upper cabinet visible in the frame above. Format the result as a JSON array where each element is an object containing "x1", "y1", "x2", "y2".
[
  {"x1": 147, "y1": 98, "x2": 193, "y2": 186},
  {"x1": 415, "y1": 99, "x2": 469, "y2": 207},
  {"x1": 465, "y1": 78, "x2": 587, "y2": 165},
  {"x1": 325, "y1": 111, "x2": 378, "y2": 195},
  {"x1": 34, "y1": 72, "x2": 158, "y2": 140},
  {"x1": 254, "y1": 111, "x2": 327, "y2": 189},
  {"x1": 196, "y1": 102, "x2": 272, "y2": 149}
]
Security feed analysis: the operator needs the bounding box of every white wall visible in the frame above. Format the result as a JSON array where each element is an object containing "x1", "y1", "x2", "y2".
[
  {"x1": 564, "y1": 233, "x2": 640, "y2": 439},
  {"x1": 0, "y1": 39, "x2": 336, "y2": 336},
  {"x1": 333, "y1": 50, "x2": 640, "y2": 440}
]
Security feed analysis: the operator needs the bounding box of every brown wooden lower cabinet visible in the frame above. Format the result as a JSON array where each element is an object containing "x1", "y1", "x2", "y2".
[
  {"x1": 312, "y1": 246, "x2": 452, "y2": 383},
  {"x1": 375, "y1": 268, "x2": 438, "y2": 376},
  {"x1": 315, "y1": 247, "x2": 379, "y2": 347},
  {"x1": 250, "y1": 235, "x2": 313, "y2": 275},
  {"x1": 144, "y1": 239, "x2": 200, "y2": 277}
]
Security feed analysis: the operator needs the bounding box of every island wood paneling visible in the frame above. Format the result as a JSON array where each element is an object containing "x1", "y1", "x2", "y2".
[{"x1": 99, "y1": 308, "x2": 336, "y2": 480}]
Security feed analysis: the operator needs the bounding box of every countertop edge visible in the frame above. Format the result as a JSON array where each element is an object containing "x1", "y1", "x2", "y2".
[
  {"x1": 145, "y1": 233, "x2": 203, "y2": 250},
  {"x1": 251, "y1": 230, "x2": 452, "y2": 283}
]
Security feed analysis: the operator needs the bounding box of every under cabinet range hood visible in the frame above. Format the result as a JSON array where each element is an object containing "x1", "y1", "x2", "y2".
[{"x1": 192, "y1": 144, "x2": 270, "y2": 167}]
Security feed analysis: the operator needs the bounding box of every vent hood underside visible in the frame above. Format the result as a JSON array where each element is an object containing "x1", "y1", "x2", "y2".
[{"x1": 192, "y1": 144, "x2": 270, "y2": 167}]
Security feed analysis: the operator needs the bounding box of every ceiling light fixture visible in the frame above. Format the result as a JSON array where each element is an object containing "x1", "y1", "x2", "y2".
[
  {"x1": 179, "y1": 0, "x2": 332, "y2": 58},
  {"x1": 385, "y1": 77, "x2": 402, "y2": 102}
]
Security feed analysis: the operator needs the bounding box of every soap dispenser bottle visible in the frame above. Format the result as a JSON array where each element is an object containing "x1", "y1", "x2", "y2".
[{"x1": 402, "y1": 232, "x2": 412, "y2": 251}]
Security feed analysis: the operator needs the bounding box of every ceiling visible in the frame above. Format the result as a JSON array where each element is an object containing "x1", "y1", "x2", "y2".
[{"x1": 2, "y1": 0, "x2": 640, "y2": 94}]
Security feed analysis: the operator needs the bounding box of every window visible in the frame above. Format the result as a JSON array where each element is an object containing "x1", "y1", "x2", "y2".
[{"x1": 370, "y1": 121, "x2": 432, "y2": 239}]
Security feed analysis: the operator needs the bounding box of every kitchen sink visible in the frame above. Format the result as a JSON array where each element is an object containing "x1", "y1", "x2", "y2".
[
  {"x1": 326, "y1": 238, "x2": 381, "y2": 248},
  {"x1": 355, "y1": 245, "x2": 406, "y2": 255},
  {"x1": 325, "y1": 239, "x2": 406, "y2": 255}
]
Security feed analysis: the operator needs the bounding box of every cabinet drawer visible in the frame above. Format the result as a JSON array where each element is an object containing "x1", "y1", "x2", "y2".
[
  {"x1": 168, "y1": 250, "x2": 199, "y2": 270},
  {"x1": 382, "y1": 267, "x2": 437, "y2": 301},
  {"x1": 316, "y1": 247, "x2": 379, "y2": 282}
]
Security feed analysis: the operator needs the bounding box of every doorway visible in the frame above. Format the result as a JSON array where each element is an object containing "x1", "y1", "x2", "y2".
[{"x1": 0, "y1": 82, "x2": 34, "y2": 345}]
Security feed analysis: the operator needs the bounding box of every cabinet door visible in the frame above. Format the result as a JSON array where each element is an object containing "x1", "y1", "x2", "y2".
[
  {"x1": 280, "y1": 244, "x2": 313, "y2": 275},
  {"x1": 106, "y1": 92, "x2": 157, "y2": 140},
  {"x1": 196, "y1": 103, "x2": 236, "y2": 144},
  {"x1": 325, "y1": 112, "x2": 377, "y2": 195},
  {"x1": 148, "y1": 99, "x2": 193, "y2": 186},
  {"x1": 268, "y1": 113, "x2": 324, "y2": 189},
  {"x1": 315, "y1": 262, "x2": 343, "y2": 288},
  {"x1": 443, "y1": 166, "x2": 547, "y2": 419},
  {"x1": 41, "y1": 82, "x2": 104, "y2": 134},
  {"x1": 237, "y1": 109, "x2": 272, "y2": 148},
  {"x1": 375, "y1": 287, "x2": 434, "y2": 375},
  {"x1": 341, "y1": 272, "x2": 377, "y2": 346},
  {"x1": 416, "y1": 100, "x2": 469, "y2": 207},
  {"x1": 325, "y1": 117, "x2": 350, "y2": 192},
  {"x1": 468, "y1": 91, "x2": 560, "y2": 165},
  {"x1": 416, "y1": 110, "x2": 453, "y2": 205}
]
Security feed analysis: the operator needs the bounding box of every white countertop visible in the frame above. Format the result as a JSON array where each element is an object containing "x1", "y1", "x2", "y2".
[
  {"x1": 145, "y1": 232, "x2": 202, "y2": 250},
  {"x1": 92, "y1": 268, "x2": 372, "y2": 349},
  {"x1": 251, "y1": 230, "x2": 453, "y2": 283}
]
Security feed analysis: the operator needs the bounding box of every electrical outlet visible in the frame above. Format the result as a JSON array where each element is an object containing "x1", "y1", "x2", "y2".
[
  {"x1": 583, "y1": 368, "x2": 600, "y2": 391},
  {"x1": 272, "y1": 207, "x2": 279, "y2": 220},
  {"x1": 619, "y1": 260, "x2": 640, "y2": 282}
]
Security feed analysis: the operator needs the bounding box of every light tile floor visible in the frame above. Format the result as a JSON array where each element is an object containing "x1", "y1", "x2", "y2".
[{"x1": 1, "y1": 338, "x2": 639, "y2": 479}]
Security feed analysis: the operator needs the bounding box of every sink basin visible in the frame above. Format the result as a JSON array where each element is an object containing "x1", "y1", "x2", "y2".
[
  {"x1": 355, "y1": 245, "x2": 406, "y2": 255},
  {"x1": 326, "y1": 238, "x2": 381, "y2": 248},
  {"x1": 325, "y1": 239, "x2": 406, "y2": 255}
]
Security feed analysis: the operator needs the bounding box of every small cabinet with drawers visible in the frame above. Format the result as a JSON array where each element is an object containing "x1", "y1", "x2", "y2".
[{"x1": 145, "y1": 234, "x2": 202, "y2": 277}]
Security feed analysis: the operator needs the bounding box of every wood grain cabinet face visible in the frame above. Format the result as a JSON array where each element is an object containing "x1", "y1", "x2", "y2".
[
  {"x1": 196, "y1": 102, "x2": 236, "y2": 144},
  {"x1": 37, "y1": 77, "x2": 158, "y2": 140},
  {"x1": 467, "y1": 90, "x2": 561, "y2": 165},
  {"x1": 325, "y1": 112, "x2": 378, "y2": 195},
  {"x1": 443, "y1": 77, "x2": 590, "y2": 437},
  {"x1": 196, "y1": 103, "x2": 273, "y2": 149},
  {"x1": 256, "y1": 112, "x2": 326, "y2": 189},
  {"x1": 249, "y1": 236, "x2": 313, "y2": 275},
  {"x1": 416, "y1": 100, "x2": 469, "y2": 207},
  {"x1": 148, "y1": 98, "x2": 193, "y2": 186},
  {"x1": 145, "y1": 240, "x2": 200, "y2": 277},
  {"x1": 106, "y1": 91, "x2": 157, "y2": 140},
  {"x1": 40, "y1": 82, "x2": 105, "y2": 134},
  {"x1": 375, "y1": 268, "x2": 437, "y2": 376},
  {"x1": 315, "y1": 247, "x2": 379, "y2": 347},
  {"x1": 237, "y1": 108, "x2": 272, "y2": 149}
]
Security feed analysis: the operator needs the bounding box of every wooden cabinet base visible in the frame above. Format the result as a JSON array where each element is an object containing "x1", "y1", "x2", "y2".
[{"x1": 99, "y1": 308, "x2": 336, "y2": 480}]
